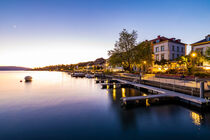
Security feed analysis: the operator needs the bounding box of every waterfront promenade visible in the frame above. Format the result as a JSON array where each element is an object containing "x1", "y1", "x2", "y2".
[
  {"x1": 112, "y1": 78, "x2": 210, "y2": 108},
  {"x1": 115, "y1": 73, "x2": 210, "y2": 90}
]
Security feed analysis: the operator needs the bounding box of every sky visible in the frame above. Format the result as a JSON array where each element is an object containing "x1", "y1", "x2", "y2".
[{"x1": 0, "y1": 0, "x2": 210, "y2": 68}]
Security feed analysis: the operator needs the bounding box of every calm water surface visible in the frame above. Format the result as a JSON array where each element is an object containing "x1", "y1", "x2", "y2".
[{"x1": 0, "y1": 71, "x2": 210, "y2": 140}]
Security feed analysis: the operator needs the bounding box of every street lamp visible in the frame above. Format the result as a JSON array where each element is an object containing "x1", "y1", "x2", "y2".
[
  {"x1": 191, "y1": 52, "x2": 197, "y2": 68},
  {"x1": 191, "y1": 52, "x2": 197, "y2": 58},
  {"x1": 143, "y1": 61, "x2": 147, "y2": 64}
]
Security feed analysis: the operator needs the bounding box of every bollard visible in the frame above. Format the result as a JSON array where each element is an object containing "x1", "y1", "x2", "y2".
[{"x1": 200, "y1": 81, "x2": 204, "y2": 98}]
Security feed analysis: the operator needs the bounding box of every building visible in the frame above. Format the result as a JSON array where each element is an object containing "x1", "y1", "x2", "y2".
[
  {"x1": 150, "y1": 36, "x2": 187, "y2": 61},
  {"x1": 191, "y1": 35, "x2": 210, "y2": 68},
  {"x1": 191, "y1": 35, "x2": 210, "y2": 55}
]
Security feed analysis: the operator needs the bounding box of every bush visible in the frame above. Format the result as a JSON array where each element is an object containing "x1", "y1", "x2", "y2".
[
  {"x1": 166, "y1": 69, "x2": 179, "y2": 74},
  {"x1": 194, "y1": 72, "x2": 210, "y2": 78}
]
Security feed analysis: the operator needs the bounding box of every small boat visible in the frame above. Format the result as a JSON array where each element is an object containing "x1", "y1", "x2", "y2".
[
  {"x1": 85, "y1": 74, "x2": 95, "y2": 78},
  {"x1": 71, "y1": 73, "x2": 85, "y2": 78},
  {"x1": 24, "y1": 76, "x2": 32, "y2": 82}
]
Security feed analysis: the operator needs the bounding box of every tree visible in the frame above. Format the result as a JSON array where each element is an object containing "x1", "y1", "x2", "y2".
[
  {"x1": 108, "y1": 29, "x2": 137, "y2": 72},
  {"x1": 154, "y1": 59, "x2": 169, "y2": 69},
  {"x1": 205, "y1": 47, "x2": 210, "y2": 62},
  {"x1": 132, "y1": 41, "x2": 153, "y2": 72},
  {"x1": 177, "y1": 51, "x2": 205, "y2": 74},
  {"x1": 206, "y1": 47, "x2": 210, "y2": 56}
]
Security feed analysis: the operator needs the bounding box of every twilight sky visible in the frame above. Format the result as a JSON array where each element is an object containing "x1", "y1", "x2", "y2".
[{"x1": 0, "y1": 0, "x2": 210, "y2": 68}]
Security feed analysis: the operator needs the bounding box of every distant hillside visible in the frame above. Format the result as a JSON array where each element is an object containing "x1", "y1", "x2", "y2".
[{"x1": 0, "y1": 66, "x2": 31, "y2": 71}]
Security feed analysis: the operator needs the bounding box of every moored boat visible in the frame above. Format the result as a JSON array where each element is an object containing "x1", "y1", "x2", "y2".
[
  {"x1": 85, "y1": 74, "x2": 95, "y2": 78},
  {"x1": 71, "y1": 72, "x2": 85, "y2": 77}
]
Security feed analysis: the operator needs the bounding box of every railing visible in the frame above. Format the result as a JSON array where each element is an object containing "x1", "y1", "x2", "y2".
[{"x1": 112, "y1": 73, "x2": 210, "y2": 97}]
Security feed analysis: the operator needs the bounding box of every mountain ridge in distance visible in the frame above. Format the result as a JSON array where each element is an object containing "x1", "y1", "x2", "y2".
[{"x1": 0, "y1": 66, "x2": 32, "y2": 71}]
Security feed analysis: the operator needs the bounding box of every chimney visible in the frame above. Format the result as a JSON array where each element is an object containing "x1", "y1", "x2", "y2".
[
  {"x1": 206, "y1": 34, "x2": 210, "y2": 41},
  {"x1": 157, "y1": 35, "x2": 161, "y2": 38},
  {"x1": 176, "y1": 39, "x2": 181, "y2": 43}
]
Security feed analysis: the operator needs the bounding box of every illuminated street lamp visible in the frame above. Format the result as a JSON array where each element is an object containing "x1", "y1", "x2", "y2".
[
  {"x1": 191, "y1": 52, "x2": 197, "y2": 58},
  {"x1": 191, "y1": 52, "x2": 197, "y2": 67},
  {"x1": 143, "y1": 61, "x2": 147, "y2": 73}
]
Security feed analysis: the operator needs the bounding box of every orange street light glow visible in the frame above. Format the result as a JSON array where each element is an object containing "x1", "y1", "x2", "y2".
[{"x1": 191, "y1": 52, "x2": 197, "y2": 57}]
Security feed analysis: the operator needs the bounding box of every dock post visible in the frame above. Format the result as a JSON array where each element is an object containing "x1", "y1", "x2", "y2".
[{"x1": 200, "y1": 81, "x2": 204, "y2": 98}]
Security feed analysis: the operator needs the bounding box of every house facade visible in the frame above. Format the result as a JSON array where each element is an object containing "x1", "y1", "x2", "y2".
[
  {"x1": 191, "y1": 35, "x2": 210, "y2": 55},
  {"x1": 150, "y1": 36, "x2": 187, "y2": 61},
  {"x1": 191, "y1": 34, "x2": 210, "y2": 68}
]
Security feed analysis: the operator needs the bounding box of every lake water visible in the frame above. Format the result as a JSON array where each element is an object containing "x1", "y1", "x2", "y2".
[{"x1": 0, "y1": 71, "x2": 210, "y2": 140}]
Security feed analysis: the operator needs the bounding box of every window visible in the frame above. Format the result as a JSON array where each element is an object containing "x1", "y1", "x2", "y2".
[
  {"x1": 172, "y1": 53, "x2": 175, "y2": 60},
  {"x1": 172, "y1": 45, "x2": 175, "y2": 51},
  {"x1": 177, "y1": 54, "x2": 179, "y2": 58},
  {"x1": 161, "y1": 46, "x2": 164, "y2": 51},
  {"x1": 177, "y1": 46, "x2": 179, "y2": 52},
  {"x1": 161, "y1": 54, "x2": 164, "y2": 60},
  {"x1": 181, "y1": 47, "x2": 184, "y2": 52},
  {"x1": 156, "y1": 40, "x2": 160, "y2": 43},
  {"x1": 155, "y1": 47, "x2": 159, "y2": 52},
  {"x1": 156, "y1": 54, "x2": 159, "y2": 61}
]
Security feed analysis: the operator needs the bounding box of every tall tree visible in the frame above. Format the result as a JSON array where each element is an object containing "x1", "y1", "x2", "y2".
[
  {"x1": 133, "y1": 41, "x2": 153, "y2": 71},
  {"x1": 108, "y1": 29, "x2": 137, "y2": 71}
]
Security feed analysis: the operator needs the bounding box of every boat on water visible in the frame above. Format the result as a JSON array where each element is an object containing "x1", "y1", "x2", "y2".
[
  {"x1": 85, "y1": 74, "x2": 95, "y2": 78},
  {"x1": 71, "y1": 72, "x2": 85, "y2": 78},
  {"x1": 24, "y1": 76, "x2": 32, "y2": 82}
]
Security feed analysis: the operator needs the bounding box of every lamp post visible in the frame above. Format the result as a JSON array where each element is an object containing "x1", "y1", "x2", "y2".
[
  {"x1": 143, "y1": 61, "x2": 146, "y2": 72},
  {"x1": 191, "y1": 52, "x2": 197, "y2": 67}
]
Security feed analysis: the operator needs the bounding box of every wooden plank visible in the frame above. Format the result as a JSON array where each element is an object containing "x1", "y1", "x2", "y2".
[{"x1": 114, "y1": 78, "x2": 210, "y2": 105}]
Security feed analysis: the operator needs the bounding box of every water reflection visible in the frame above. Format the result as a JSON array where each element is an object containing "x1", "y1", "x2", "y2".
[
  {"x1": 1, "y1": 71, "x2": 210, "y2": 139},
  {"x1": 107, "y1": 87, "x2": 210, "y2": 130},
  {"x1": 190, "y1": 112, "x2": 203, "y2": 126}
]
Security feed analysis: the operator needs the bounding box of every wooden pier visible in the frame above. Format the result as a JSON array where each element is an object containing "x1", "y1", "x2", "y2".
[
  {"x1": 95, "y1": 79, "x2": 119, "y2": 84},
  {"x1": 101, "y1": 83, "x2": 129, "y2": 89},
  {"x1": 111, "y1": 78, "x2": 210, "y2": 108}
]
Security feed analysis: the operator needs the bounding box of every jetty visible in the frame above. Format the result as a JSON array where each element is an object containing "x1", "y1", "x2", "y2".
[
  {"x1": 101, "y1": 83, "x2": 129, "y2": 89},
  {"x1": 109, "y1": 78, "x2": 210, "y2": 108}
]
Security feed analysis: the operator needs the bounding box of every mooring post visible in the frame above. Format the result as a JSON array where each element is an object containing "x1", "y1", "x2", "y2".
[{"x1": 200, "y1": 81, "x2": 204, "y2": 98}]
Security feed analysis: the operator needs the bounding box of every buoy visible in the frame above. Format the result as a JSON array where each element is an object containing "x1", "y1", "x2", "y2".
[{"x1": 24, "y1": 76, "x2": 32, "y2": 82}]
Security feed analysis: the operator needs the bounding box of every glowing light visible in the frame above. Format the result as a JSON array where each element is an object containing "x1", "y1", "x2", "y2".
[
  {"x1": 113, "y1": 89, "x2": 116, "y2": 100},
  {"x1": 142, "y1": 93, "x2": 147, "y2": 96},
  {"x1": 113, "y1": 84, "x2": 116, "y2": 89},
  {"x1": 143, "y1": 61, "x2": 146, "y2": 64},
  {"x1": 203, "y1": 66, "x2": 210, "y2": 70},
  {"x1": 121, "y1": 88, "x2": 126, "y2": 97},
  {"x1": 146, "y1": 99, "x2": 150, "y2": 106},
  {"x1": 107, "y1": 85, "x2": 109, "y2": 89},
  {"x1": 191, "y1": 52, "x2": 197, "y2": 57},
  {"x1": 190, "y1": 112, "x2": 203, "y2": 126},
  {"x1": 164, "y1": 67, "x2": 168, "y2": 70}
]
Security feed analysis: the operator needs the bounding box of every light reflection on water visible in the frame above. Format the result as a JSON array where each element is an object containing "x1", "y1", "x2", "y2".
[{"x1": 0, "y1": 71, "x2": 210, "y2": 140}]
